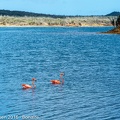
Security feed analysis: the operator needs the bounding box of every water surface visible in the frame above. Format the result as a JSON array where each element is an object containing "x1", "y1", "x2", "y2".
[{"x1": 0, "y1": 27, "x2": 120, "y2": 120}]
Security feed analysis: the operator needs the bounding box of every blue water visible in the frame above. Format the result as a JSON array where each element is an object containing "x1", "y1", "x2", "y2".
[{"x1": 0, "y1": 27, "x2": 120, "y2": 120}]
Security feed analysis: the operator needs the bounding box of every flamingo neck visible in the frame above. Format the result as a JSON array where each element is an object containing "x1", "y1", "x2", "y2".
[
  {"x1": 32, "y1": 81, "x2": 36, "y2": 88},
  {"x1": 60, "y1": 76, "x2": 64, "y2": 84}
]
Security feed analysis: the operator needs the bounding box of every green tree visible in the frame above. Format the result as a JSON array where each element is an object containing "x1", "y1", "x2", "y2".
[
  {"x1": 111, "y1": 19, "x2": 115, "y2": 27},
  {"x1": 116, "y1": 16, "x2": 120, "y2": 27}
]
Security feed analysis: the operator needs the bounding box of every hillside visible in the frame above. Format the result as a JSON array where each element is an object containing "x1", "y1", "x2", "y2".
[
  {"x1": 106, "y1": 11, "x2": 120, "y2": 16},
  {"x1": 0, "y1": 10, "x2": 119, "y2": 27},
  {"x1": 0, "y1": 16, "x2": 115, "y2": 27}
]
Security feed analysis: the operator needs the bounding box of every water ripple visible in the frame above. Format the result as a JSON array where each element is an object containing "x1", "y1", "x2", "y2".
[{"x1": 0, "y1": 27, "x2": 120, "y2": 119}]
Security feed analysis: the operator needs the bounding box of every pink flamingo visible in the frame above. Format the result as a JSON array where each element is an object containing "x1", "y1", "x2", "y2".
[
  {"x1": 22, "y1": 78, "x2": 36, "y2": 89},
  {"x1": 51, "y1": 72, "x2": 64, "y2": 84}
]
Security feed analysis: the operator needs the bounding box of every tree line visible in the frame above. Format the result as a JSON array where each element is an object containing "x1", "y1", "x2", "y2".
[
  {"x1": 0, "y1": 9, "x2": 82, "y2": 18},
  {"x1": 0, "y1": 10, "x2": 67, "y2": 18}
]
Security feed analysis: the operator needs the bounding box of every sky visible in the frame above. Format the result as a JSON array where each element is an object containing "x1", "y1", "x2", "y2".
[{"x1": 0, "y1": 0, "x2": 120, "y2": 15}]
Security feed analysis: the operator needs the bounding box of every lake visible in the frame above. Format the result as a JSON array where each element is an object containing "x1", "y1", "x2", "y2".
[{"x1": 0, "y1": 27, "x2": 120, "y2": 120}]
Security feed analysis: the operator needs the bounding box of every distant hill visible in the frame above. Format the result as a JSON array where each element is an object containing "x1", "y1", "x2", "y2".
[
  {"x1": 0, "y1": 9, "x2": 68, "y2": 18},
  {"x1": 106, "y1": 11, "x2": 120, "y2": 16}
]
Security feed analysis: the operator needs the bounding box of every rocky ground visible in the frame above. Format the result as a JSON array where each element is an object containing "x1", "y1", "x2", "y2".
[{"x1": 104, "y1": 27, "x2": 120, "y2": 34}]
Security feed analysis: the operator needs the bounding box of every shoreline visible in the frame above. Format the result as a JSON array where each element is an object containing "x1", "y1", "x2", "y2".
[{"x1": 0, "y1": 25, "x2": 113, "y2": 27}]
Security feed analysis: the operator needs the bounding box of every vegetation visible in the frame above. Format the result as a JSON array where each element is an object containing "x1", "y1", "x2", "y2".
[
  {"x1": 116, "y1": 16, "x2": 120, "y2": 27},
  {"x1": 0, "y1": 9, "x2": 82, "y2": 18},
  {"x1": 0, "y1": 9, "x2": 66, "y2": 18},
  {"x1": 0, "y1": 16, "x2": 114, "y2": 27},
  {"x1": 0, "y1": 10, "x2": 120, "y2": 18},
  {"x1": 111, "y1": 16, "x2": 120, "y2": 27},
  {"x1": 0, "y1": 10, "x2": 119, "y2": 27}
]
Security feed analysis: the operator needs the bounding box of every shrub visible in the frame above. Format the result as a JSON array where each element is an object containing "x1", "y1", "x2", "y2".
[{"x1": 116, "y1": 16, "x2": 120, "y2": 27}]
